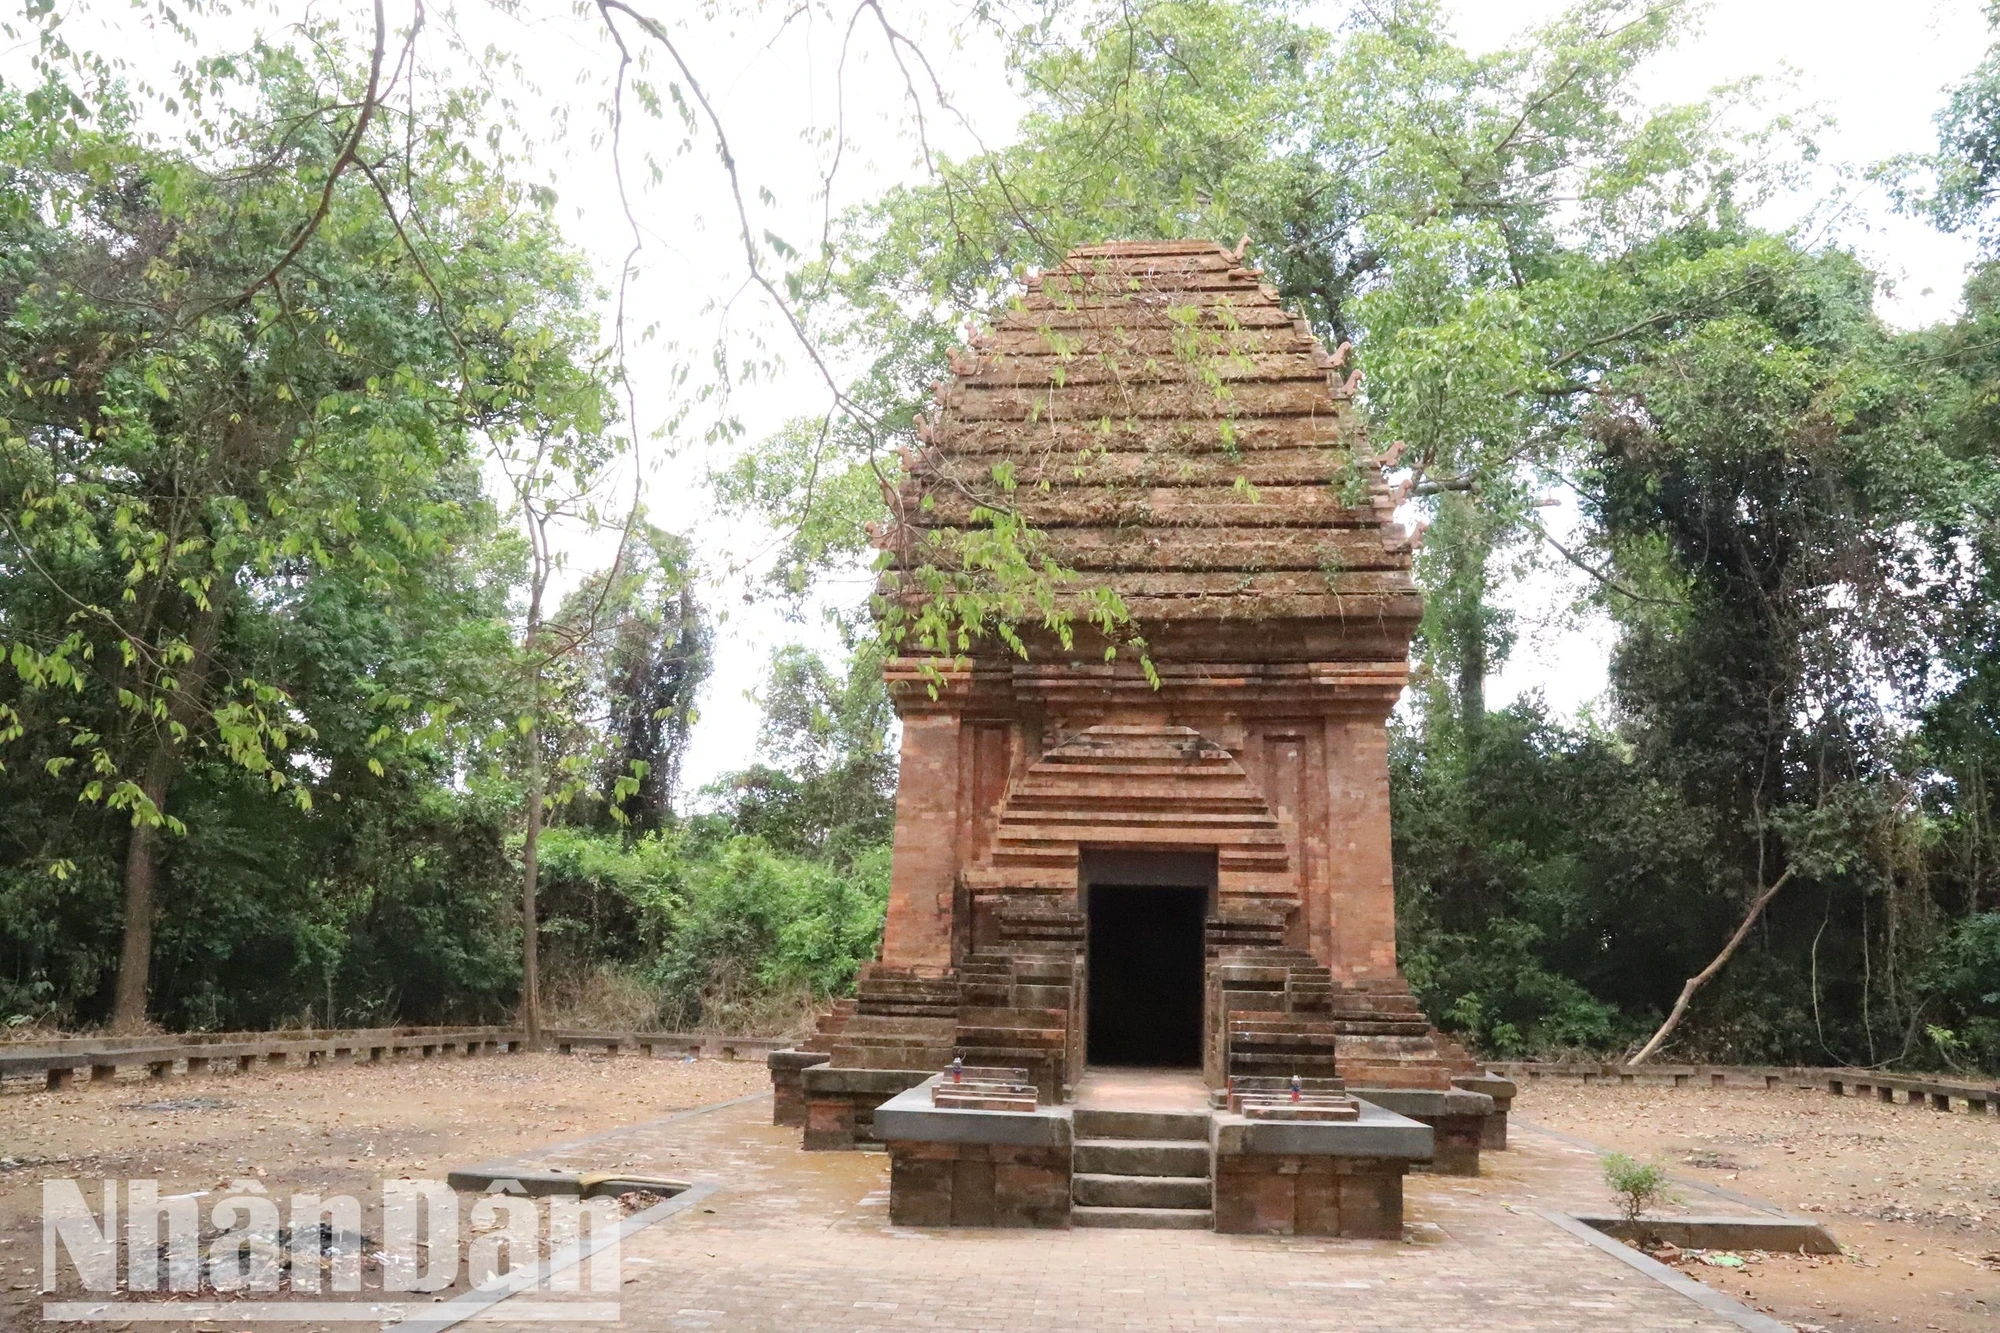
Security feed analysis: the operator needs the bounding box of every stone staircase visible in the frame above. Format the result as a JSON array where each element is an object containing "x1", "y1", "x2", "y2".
[
  {"x1": 1224, "y1": 1014, "x2": 1342, "y2": 1080},
  {"x1": 1323, "y1": 987, "x2": 1455, "y2": 1089},
  {"x1": 1208, "y1": 929, "x2": 1455, "y2": 1090},
  {"x1": 825, "y1": 969, "x2": 960, "y2": 1071},
  {"x1": 953, "y1": 948, "x2": 1082, "y2": 1102},
  {"x1": 1070, "y1": 1108, "x2": 1214, "y2": 1229},
  {"x1": 799, "y1": 998, "x2": 856, "y2": 1053},
  {"x1": 1211, "y1": 924, "x2": 1343, "y2": 1084}
]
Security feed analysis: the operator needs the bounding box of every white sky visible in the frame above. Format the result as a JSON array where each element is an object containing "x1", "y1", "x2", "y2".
[{"x1": 14, "y1": 0, "x2": 1994, "y2": 790}]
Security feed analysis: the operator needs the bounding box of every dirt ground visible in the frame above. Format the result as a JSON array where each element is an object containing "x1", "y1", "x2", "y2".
[
  {"x1": 5, "y1": 1058, "x2": 1996, "y2": 1332},
  {"x1": 1515, "y1": 1080, "x2": 2000, "y2": 1333},
  {"x1": 0, "y1": 1050, "x2": 769, "y2": 1331}
]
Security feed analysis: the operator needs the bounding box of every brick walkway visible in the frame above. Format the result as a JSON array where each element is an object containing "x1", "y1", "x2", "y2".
[{"x1": 475, "y1": 1095, "x2": 1753, "y2": 1332}]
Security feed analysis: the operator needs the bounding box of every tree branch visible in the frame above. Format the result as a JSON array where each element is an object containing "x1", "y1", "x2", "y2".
[
  {"x1": 1531, "y1": 518, "x2": 1676, "y2": 607},
  {"x1": 1628, "y1": 864, "x2": 1797, "y2": 1065},
  {"x1": 232, "y1": 0, "x2": 392, "y2": 306}
]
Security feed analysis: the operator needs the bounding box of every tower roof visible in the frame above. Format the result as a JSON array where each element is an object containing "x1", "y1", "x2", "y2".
[{"x1": 885, "y1": 240, "x2": 1421, "y2": 662}]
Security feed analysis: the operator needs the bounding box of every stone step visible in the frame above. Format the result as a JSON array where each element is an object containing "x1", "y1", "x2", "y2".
[
  {"x1": 1071, "y1": 1206, "x2": 1214, "y2": 1230},
  {"x1": 1072, "y1": 1108, "x2": 1211, "y2": 1142},
  {"x1": 1338, "y1": 1064, "x2": 1454, "y2": 1090},
  {"x1": 1073, "y1": 1139, "x2": 1212, "y2": 1177},
  {"x1": 1325, "y1": 992, "x2": 1418, "y2": 1004},
  {"x1": 955, "y1": 1047, "x2": 1067, "y2": 1093},
  {"x1": 830, "y1": 1046, "x2": 954, "y2": 1069},
  {"x1": 828, "y1": 1020, "x2": 952, "y2": 1040},
  {"x1": 1073, "y1": 1173, "x2": 1212, "y2": 1209},
  {"x1": 958, "y1": 1006, "x2": 1067, "y2": 1026},
  {"x1": 1228, "y1": 1034, "x2": 1340, "y2": 1051},
  {"x1": 857, "y1": 982, "x2": 959, "y2": 998},
  {"x1": 1227, "y1": 1075, "x2": 1347, "y2": 1095},
  {"x1": 840, "y1": 1015, "x2": 958, "y2": 1033},
  {"x1": 1228, "y1": 1054, "x2": 1339, "y2": 1075},
  {"x1": 955, "y1": 1050, "x2": 1066, "y2": 1078},
  {"x1": 954, "y1": 1028, "x2": 1066, "y2": 1049},
  {"x1": 1327, "y1": 1021, "x2": 1432, "y2": 1037},
  {"x1": 858, "y1": 986, "x2": 961, "y2": 1004},
  {"x1": 1228, "y1": 1031, "x2": 1341, "y2": 1047},
  {"x1": 1229, "y1": 1016, "x2": 1339, "y2": 1031}
]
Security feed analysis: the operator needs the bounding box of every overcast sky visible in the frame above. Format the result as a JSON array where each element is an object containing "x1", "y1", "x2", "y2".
[{"x1": 16, "y1": 0, "x2": 1994, "y2": 792}]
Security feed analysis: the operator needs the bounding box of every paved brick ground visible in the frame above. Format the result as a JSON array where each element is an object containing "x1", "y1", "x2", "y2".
[{"x1": 471, "y1": 1094, "x2": 1755, "y2": 1332}]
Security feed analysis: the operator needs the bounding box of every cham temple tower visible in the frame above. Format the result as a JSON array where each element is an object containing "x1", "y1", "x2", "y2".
[{"x1": 769, "y1": 239, "x2": 1513, "y2": 1235}]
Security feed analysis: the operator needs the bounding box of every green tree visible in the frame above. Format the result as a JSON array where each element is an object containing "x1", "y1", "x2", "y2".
[
  {"x1": 0, "y1": 28, "x2": 616, "y2": 1028},
  {"x1": 718, "y1": 635, "x2": 897, "y2": 862},
  {"x1": 724, "y1": 0, "x2": 1809, "y2": 709}
]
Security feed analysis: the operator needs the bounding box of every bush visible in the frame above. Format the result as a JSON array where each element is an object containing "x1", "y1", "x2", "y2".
[
  {"x1": 528, "y1": 825, "x2": 889, "y2": 1033},
  {"x1": 1916, "y1": 914, "x2": 2000, "y2": 1073},
  {"x1": 1602, "y1": 1152, "x2": 1674, "y2": 1223}
]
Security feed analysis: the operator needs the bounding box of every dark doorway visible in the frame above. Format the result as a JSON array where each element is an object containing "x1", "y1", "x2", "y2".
[{"x1": 1086, "y1": 885, "x2": 1207, "y2": 1067}]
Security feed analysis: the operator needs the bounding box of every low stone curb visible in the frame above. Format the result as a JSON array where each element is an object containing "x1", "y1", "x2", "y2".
[
  {"x1": 1538, "y1": 1209, "x2": 1794, "y2": 1333},
  {"x1": 1574, "y1": 1212, "x2": 1840, "y2": 1254},
  {"x1": 1492, "y1": 1061, "x2": 1998, "y2": 1114},
  {"x1": 442, "y1": 1167, "x2": 692, "y2": 1200},
  {"x1": 4, "y1": 1029, "x2": 790, "y2": 1092},
  {"x1": 394, "y1": 1181, "x2": 720, "y2": 1333}
]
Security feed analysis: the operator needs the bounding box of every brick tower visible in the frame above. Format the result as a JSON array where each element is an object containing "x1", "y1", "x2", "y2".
[{"x1": 770, "y1": 240, "x2": 1477, "y2": 1153}]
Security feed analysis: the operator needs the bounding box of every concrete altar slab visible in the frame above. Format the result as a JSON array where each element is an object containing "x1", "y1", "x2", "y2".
[
  {"x1": 1347, "y1": 1086, "x2": 1494, "y2": 1119},
  {"x1": 1212, "y1": 1096, "x2": 1433, "y2": 1159},
  {"x1": 873, "y1": 1076, "x2": 1074, "y2": 1149}
]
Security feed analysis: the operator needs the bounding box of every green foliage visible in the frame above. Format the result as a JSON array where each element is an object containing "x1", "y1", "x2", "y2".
[
  {"x1": 527, "y1": 824, "x2": 888, "y2": 1030},
  {"x1": 649, "y1": 832, "x2": 889, "y2": 1027},
  {"x1": 0, "y1": 0, "x2": 892, "y2": 1034},
  {"x1": 715, "y1": 638, "x2": 896, "y2": 861},
  {"x1": 3, "y1": 0, "x2": 1996, "y2": 1067},
  {"x1": 0, "y1": 43, "x2": 607, "y2": 822},
  {"x1": 1916, "y1": 915, "x2": 2000, "y2": 1069},
  {"x1": 1394, "y1": 701, "x2": 1702, "y2": 1057},
  {"x1": 1602, "y1": 1152, "x2": 1674, "y2": 1223}
]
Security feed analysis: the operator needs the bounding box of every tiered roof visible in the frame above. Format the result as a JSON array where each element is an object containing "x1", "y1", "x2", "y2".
[{"x1": 885, "y1": 240, "x2": 1420, "y2": 661}]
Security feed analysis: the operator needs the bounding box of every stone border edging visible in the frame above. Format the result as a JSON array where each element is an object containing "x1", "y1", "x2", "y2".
[
  {"x1": 393, "y1": 1181, "x2": 721, "y2": 1333},
  {"x1": 2, "y1": 1028, "x2": 791, "y2": 1092},
  {"x1": 411, "y1": 1089, "x2": 772, "y2": 1331},
  {"x1": 1491, "y1": 1061, "x2": 1997, "y2": 1114},
  {"x1": 1573, "y1": 1213, "x2": 1839, "y2": 1254},
  {"x1": 1537, "y1": 1209, "x2": 1793, "y2": 1333}
]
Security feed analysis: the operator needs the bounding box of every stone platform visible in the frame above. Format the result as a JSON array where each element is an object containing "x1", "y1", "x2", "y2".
[
  {"x1": 1347, "y1": 1085, "x2": 1495, "y2": 1175},
  {"x1": 465, "y1": 1090, "x2": 1773, "y2": 1333},
  {"x1": 1210, "y1": 1096, "x2": 1431, "y2": 1237},
  {"x1": 868, "y1": 1067, "x2": 1436, "y2": 1236}
]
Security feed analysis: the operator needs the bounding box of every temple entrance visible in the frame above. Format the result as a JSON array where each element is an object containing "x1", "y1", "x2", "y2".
[{"x1": 1085, "y1": 883, "x2": 1208, "y2": 1067}]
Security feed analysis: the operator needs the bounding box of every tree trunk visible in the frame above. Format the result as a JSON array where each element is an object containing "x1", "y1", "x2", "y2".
[
  {"x1": 1440, "y1": 495, "x2": 1490, "y2": 736},
  {"x1": 108, "y1": 602, "x2": 223, "y2": 1033},
  {"x1": 521, "y1": 737, "x2": 545, "y2": 1051},
  {"x1": 520, "y1": 542, "x2": 547, "y2": 1053},
  {"x1": 109, "y1": 749, "x2": 179, "y2": 1032},
  {"x1": 1629, "y1": 865, "x2": 1796, "y2": 1065},
  {"x1": 1456, "y1": 602, "x2": 1487, "y2": 735}
]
